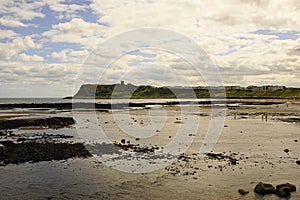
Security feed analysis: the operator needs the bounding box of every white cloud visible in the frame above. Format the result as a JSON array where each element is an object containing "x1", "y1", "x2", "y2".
[
  {"x1": 0, "y1": 61, "x2": 80, "y2": 85},
  {"x1": 0, "y1": 30, "x2": 17, "y2": 38},
  {"x1": 50, "y1": 49, "x2": 90, "y2": 63},
  {"x1": 43, "y1": 18, "x2": 107, "y2": 48},
  {"x1": 0, "y1": 17, "x2": 29, "y2": 27},
  {"x1": 0, "y1": 36, "x2": 42, "y2": 59},
  {"x1": 47, "y1": 1, "x2": 88, "y2": 19},
  {"x1": 0, "y1": 0, "x2": 45, "y2": 21},
  {"x1": 18, "y1": 53, "x2": 44, "y2": 62},
  {"x1": 1, "y1": 0, "x2": 300, "y2": 97}
]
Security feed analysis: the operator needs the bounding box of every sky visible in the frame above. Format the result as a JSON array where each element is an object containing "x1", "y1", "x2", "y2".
[{"x1": 0, "y1": 0, "x2": 299, "y2": 97}]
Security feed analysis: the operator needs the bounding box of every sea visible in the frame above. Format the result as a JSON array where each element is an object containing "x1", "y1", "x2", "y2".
[{"x1": 0, "y1": 98, "x2": 216, "y2": 105}]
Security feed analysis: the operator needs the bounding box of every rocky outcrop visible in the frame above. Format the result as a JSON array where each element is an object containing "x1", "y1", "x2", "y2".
[
  {"x1": 0, "y1": 141, "x2": 91, "y2": 166},
  {"x1": 0, "y1": 117, "x2": 75, "y2": 130}
]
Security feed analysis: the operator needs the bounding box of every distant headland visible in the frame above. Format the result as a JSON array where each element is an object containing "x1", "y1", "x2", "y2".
[{"x1": 66, "y1": 81, "x2": 300, "y2": 99}]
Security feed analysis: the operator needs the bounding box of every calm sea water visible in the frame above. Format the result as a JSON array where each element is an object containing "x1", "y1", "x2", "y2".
[{"x1": 0, "y1": 98, "x2": 215, "y2": 105}]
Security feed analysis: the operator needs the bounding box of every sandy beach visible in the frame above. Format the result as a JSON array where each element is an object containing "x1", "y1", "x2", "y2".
[{"x1": 0, "y1": 100, "x2": 299, "y2": 199}]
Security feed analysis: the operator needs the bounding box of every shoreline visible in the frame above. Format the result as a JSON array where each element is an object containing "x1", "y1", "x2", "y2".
[
  {"x1": 0, "y1": 100, "x2": 299, "y2": 199},
  {"x1": 0, "y1": 98, "x2": 298, "y2": 110}
]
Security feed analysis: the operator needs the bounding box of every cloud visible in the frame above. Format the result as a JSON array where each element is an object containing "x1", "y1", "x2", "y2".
[
  {"x1": 0, "y1": 61, "x2": 80, "y2": 85},
  {"x1": 0, "y1": 0, "x2": 45, "y2": 21},
  {"x1": 0, "y1": 36, "x2": 42, "y2": 59},
  {"x1": 0, "y1": 17, "x2": 30, "y2": 27},
  {"x1": 1, "y1": 0, "x2": 300, "y2": 97},
  {"x1": 43, "y1": 18, "x2": 107, "y2": 48},
  {"x1": 50, "y1": 49, "x2": 89, "y2": 63},
  {"x1": 90, "y1": 0, "x2": 300, "y2": 35},
  {"x1": 18, "y1": 53, "x2": 44, "y2": 62},
  {"x1": 0, "y1": 30, "x2": 17, "y2": 38},
  {"x1": 47, "y1": 1, "x2": 89, "y2": 19}
]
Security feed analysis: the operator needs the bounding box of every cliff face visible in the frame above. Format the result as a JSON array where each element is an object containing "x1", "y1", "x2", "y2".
[
  {"x1": 74, "y1": 83, "x2": 141, "y2": 98},
  {"x1": 74, "y1": 84, "x2": 98, "y2": 98}
]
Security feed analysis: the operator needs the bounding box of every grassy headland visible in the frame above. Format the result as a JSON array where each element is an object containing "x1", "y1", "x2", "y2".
[{"x1": 71, "y1": 84, "x2": 300, "y2": 99}]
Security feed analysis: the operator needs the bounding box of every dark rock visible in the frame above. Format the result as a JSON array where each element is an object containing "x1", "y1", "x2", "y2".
[
  {"x1": 0, "y1": 141, "x2": 91, "y2": 166},
  {"x1": 276, "y1": 183, "x2": 296, "y2": 192},
  {"x1": 230, "y1": 159, "x2": 237, "y2": 165},
  {"x1": 284, "y1": 149, "x2": 289, "y2": 153},
  {"x1": 0, "y1": 117, "x2": 75, "y2": 130},
  {"x1": 238, "y1": 189, "x2": 249, "y2": 195},
  {"x1": 135, "y1": 138, "x2": 140, "y2": 141},
  {"x1": 294, "y1": 139, "x2": 298, "y2": 142},
  {"x1": 205, "y1": 152, "x2": 239, "y2": 166},
  {"x1": 113, "y1": 141, "x2": 156, "y2": 153},
  {"x1": 275, "y1": 186, "x2": 291, "y2": 197},
  {"x1": 296, "y1": 160, "x2": 300, "y2": 165},
  {"x1": 254, "y1": 182, "x2": 275, "y2": 195}
]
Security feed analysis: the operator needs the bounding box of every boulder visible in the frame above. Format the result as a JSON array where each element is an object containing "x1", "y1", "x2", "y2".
[
  {"x1": 276, "y1": 183, "x2": 296, "y2": 192},
  {"x1": 254, "y1": 182, "x2": 275, "y2": 195},
  {"x1": 275, "y1": 186, "x2": 291, "y2": 197},
  {"x1": 274, "y1": 183, "x2": 296, "y2": 198}
]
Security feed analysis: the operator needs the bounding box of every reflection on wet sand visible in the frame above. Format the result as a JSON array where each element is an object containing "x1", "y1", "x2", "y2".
[{"x1": 0, "y1": 100, "x2": 299, "y2": 199}]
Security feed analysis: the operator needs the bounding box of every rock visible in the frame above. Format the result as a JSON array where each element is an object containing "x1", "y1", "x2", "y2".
[
  {"x1": 294, "y1": 139, "x2": 298, "y2": 142},
  {"x1": 275, "y1": 186, "x2": 291, "y2": 197},
  {"x1": 238, "y1": 189, "x2": 249, "y2": 195},
  {"x1": 296, "y1": 160, "x2": 300, "y2": 165},
  {"x1": 254, "y1": 182, "x2": 275, "y2": 195},
  {"x1": 276, "y1": 183, "x2": 296, "y2": 192},
  {"x1": 274, "y1": 183, "x2": 296, "y2": 198},
  {"x1": 121, "y1": 139, "x2": 126, "y2": 144},
  {"x1": 0, "y1": 141, "x2": 91, "y2": 165},
  {"x1": 284, "y1": 149, "x2": 289, "y2": 153},
  {"x1": 0, "y1": 117, "x2": 75, "y2": 130}
]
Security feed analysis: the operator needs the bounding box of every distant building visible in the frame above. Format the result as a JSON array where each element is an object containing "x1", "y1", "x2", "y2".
[
  {"x1": 262, "y1": 85, "x2": 286, "y2": 91},
  {"x1": 246, "y1": 85, "x2": 286, "y2": 91},
  {"x1": 121, "y1": 81, "x2": 125, "y2": 85},
  {"x1": 225, "y1": 86, "x2": 243, "y2": 90},
  {"x1": 246, "y1": 85, "x2": 259, "y2": 91}
]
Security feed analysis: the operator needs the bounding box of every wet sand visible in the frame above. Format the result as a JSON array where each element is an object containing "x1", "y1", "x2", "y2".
[{"x1": 0, "y1": 100, "x2": 299, "y2": 199}]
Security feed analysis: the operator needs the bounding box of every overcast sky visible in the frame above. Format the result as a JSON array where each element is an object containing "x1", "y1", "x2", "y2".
[{"x1": 0, "y1": 0, "x2": 299, "y2": 97}]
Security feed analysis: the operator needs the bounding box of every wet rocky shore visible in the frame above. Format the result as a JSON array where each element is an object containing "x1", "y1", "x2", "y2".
[
  {"x1": 0, "y1": 115, "x2": 92, "y2": 166},
  {"x1": 0, "y1": 100, "x2": 299, "y2": 199},
  {"x1": 0, "y1": 117, "x2": 75, "y2": 130}
]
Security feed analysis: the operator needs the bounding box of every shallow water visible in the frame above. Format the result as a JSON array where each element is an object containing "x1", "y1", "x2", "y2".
[{"x1": 0, "y1": 103, "x2": 300, "y2": 199}]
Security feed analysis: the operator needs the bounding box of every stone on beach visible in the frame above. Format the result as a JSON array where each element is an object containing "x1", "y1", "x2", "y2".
[
  {"x1": 275, "y1": 183, "x2": 296, "y2": 197},
  {"x1": 238, "y1": 189, "x2": 249, "y2": 195},
  {"x1": 276, "y1": 183, "x2": 296, "y2": 192},
  {"x1": 254, "y1": 182, "x2": 297, "y2": 198},
  {"x1": 254, "y1": 182, "x2": 275, "y2": 195}
]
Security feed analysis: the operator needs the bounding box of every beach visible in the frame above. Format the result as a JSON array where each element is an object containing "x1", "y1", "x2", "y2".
[{"x1": 0, "y1": 99, "x2": 299, "y2": 199}]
